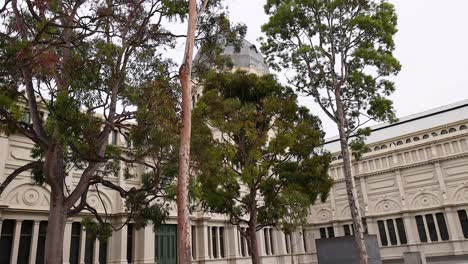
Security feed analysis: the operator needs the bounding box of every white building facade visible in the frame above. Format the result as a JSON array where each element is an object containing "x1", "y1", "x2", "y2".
[{"x1": 2, "y1": 40, "x2": 468, "y2": 264}]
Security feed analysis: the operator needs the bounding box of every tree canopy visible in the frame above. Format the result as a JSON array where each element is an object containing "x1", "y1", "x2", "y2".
[
  {"x1": 0, "y1": 0, "x2": 244, "y2": 262},
  {"x1": 192, "y1": 70, "x2": 333, "y2": 264},
  {"x1": 261, "y1": 1, "x2": 401, "y2": 263}
]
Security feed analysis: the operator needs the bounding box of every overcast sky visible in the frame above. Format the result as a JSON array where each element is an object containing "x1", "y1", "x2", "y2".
[{"x1": 170, "y1": 0, "x2": 468, "y2": 137}]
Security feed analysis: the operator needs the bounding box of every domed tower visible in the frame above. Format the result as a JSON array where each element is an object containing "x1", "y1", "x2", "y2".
[
  {"x1": 221, "y1": 39, "x2": 270, "y2": 75},
  {"x1": 192, "y1": 39, "x2": 270, "y2": 105}
]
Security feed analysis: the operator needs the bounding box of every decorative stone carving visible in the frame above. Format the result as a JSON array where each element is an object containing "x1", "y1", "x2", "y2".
[
  {"x1": 5, "y1": 184, "x2": 50, "y2": 208},
  {"x1": 410, "y1": 190, "x2": 441, "y2": 209},
  {"x1": 453, "y1": 182, "x2": 468, "y2": 203},
  {"x1": 22, "y1": 188, "x2": 40, "y2": 206},
  {"x1": 374, "y1": 197, "x2": 401, "y2": 214}
]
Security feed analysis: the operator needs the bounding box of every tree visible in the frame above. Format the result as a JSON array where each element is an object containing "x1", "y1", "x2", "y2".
[
  {"x1": 0, "y1": 0, "x2": 242, "y2": 262},
  {"x1": 192, "y1": 70, "x2": 333, "y2": 264},
  {"x1": 176, "y1": 0, "x2": 207, "y2": 263},
  {"x1": 261, "y1": 1, "x2": 401, "y2": 263}
]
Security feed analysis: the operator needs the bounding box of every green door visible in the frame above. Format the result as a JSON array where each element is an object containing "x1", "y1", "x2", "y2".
[{"x1": 155, "y1": 225, "x2": 177, "y2": 264}]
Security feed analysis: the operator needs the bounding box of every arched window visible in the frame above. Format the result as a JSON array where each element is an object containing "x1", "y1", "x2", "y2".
[
  {"x1": 441, "y1": 130, "x2": 448, "y2": 135},
  {"x1": 338, "y1": 155, "x2": 343, "y2": 160},
  {"x1": 423, "y1": 134, "x2": 429, "y2": 139},
  {"x1": 381, "y1": 145, "x2": 387, "y2": 149},
  {"x1": 431, "y1": 132, "x2": 438, "y2": 137},
  {"x1": 374, "y1": 146, "x2": 380, "y2": 151},
  {"x1": 413, "y1": 137, "x2": 420, "y2": 141},
  {"x1": 332, "y1": 157, "x2": 337, "y2": 161},
  {"x1": 405, "y1": 139, "x2": 412, "y2": 143},
  {"x1": 396, "y1": 141, "x2": 403, "y2": 146},
  {"x1": 449, "y1": 128, "x2": 457, "y2": 133},
  {"x1": 460, "y1": 125, "x2": 467, "y2": 130}
]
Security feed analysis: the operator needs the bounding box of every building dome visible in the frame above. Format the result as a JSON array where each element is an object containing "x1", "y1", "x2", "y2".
[
  {"x1": 222, "y1": 39, "x2": 269, "y2": 74},
  {"x1": 195, "y1": 39, "x2": 270, "y2": 74}
]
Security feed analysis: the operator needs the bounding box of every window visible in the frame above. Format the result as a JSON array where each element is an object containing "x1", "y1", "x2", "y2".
[
  {"x1": 415, "y1": 213, "x2": 449, "y2": 243},
  {"x1": 284, "y1": 233, "x2": 291, "y2": 253},
  {"x1": 458, "y1": 210, "x2": 468, "y2": 238},
  {"x1": 212, "y1": 227, "x2": 218, "y2": 258},
  {"x1": 460, "y1": 125, "x2": 467, "y2": 130},
  {"x1": 191, "y1": 225, "x2": 196, "y2": 259},
  {"x1": 415, "y1": 215, "x2": 427, "y2": 242},
  {"x1": 377, "y1": 218, "x2": 407, "y2": 246},
  {"x1": 127, "y1": 224, "x2": 134, "y2": 263},
  {"x1": 405, "y1": 138, "x2": 412, "y2": 143},
  {"x1": 327, "y1": 226, "x2": 335, "y2": 238},
  {"x1": 239, "y1": 228, "x2": 247, "y2": 257},
  {"x1": 396, "y1": 141, "x2": 403, "y2": 146},
  {"x1": 17, "y1": 220, "x2": 33, "y2": 264},
  {"x1": 374, "y1": 146, "x2": 380, "y2": 151},
  {"x1": 431, "y1": 132, "x2": 438, "y2": 137},
  {"x1": 70, "y1": 222, "x2": 81, "y2": 264},
  {"x1": 343, "y1": 224, "x2": 354, "y2": 236},
  {"x1": 263, "y1": 228, "x2": 274, "y2": 255},
  {"x1": 377, "y1": 220, "x2": 388, "y2": 246},
  {"x1": 84, "y1": 230, "x2": 96, "y2": 264},
  {"x1": 111, "y1": 130, "x2": 118, "y2": 145},
  {"x1": 441, "y1": 130, "x2": 448, "y2": 135},
  {"x1": 386, "y1": 219, "x2": 398, "y2": 246},
  {"x1": 219, "y1": 227, "x2": 225, "y2": 258},
  {"x1": 319, "y1": 228, "x2": 326, "y2": 239},
  {"x1": 395, "y1": 218, "x2": 407, "y2": 245},
  {"x1": 99, "y1": 239, "x2": 108, "y2": 264},
  {"x1": 36, "y1": 221, "x2": 48, "y2": 264},
  {"x1": 413, "y1": 137, "x2": 420, "y2": 141},
  {"x1": 423, "y1": 134, "x2": 430, "y2": 139},
  {"x1": 435, "y1": 213, "x2": 449, "y2": 241},
  {"x1": 449, "y1": 128, "x2": 457, "y2": 133},
  {"x1": 302, "y1": 229, "x2": 308, "y2": 252},
  {"x1": 209, "y1": 226, "x2": 225, "y2": 259},
  {"x1": 0, "y1": 220, "x2": 15, "y2": 264}
]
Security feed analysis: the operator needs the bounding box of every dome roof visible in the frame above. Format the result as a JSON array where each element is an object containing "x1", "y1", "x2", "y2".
[
  {"x1": 194, "y1": 39, "x2": 270, "y2": 74},
  {"x1": 222, "y1": 39, "x2": 269, "y2": 74}
]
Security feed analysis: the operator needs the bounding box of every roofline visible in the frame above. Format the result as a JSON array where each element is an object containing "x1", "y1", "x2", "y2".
[{"x1": 323, "y1": 100, "x2": 468, "y2": 145}]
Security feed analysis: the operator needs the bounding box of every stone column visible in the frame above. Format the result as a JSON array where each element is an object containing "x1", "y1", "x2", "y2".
[
  {"x1": 403, "y1": 212, "x2": 419, "y2": 252},
  {"x1": 197, "y1": 221, "x2": 210, "y2": 260},
  {"x1": 257, "y1": 229, "x2": 265, "y2": 256},
  {"x1": 29, "y1": 221, "x2": 40, "y2": 264},
  {"x1": 108, "y1": 223, "x2": 128, "y2": 264},
  {"x1": 11, "y1": 220, "x2": 22, "y2": 263},
  {"x1": 63, "y1": 221, "x2": 73, "y2": 264},
  {"x1": 444, "y1": 207, "x2": 463, "y2": 254},
  {"x1": 134, "y1": 224, "x2": 155, "y2": 264},
  {"x1": 226, "y1": 225, "x2": 240, "y2": 260},
  {"x1": 79, "y1": 226, "x2": 87, "y2": 264},
  {"x1": 93, "y1": 238, "x2": 100, "y2": 264}
]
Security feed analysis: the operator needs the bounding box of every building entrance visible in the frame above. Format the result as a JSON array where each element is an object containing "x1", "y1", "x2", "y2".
[{"x1": 155, "y1": 224, "x2": 177, "y2": 264}]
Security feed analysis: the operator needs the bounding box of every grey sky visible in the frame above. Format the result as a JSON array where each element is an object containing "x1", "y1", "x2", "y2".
[{"x1": 225, "y1": 0, "x2": 468, "y2": 136}]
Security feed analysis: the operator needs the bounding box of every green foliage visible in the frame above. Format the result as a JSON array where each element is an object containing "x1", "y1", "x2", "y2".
[
  {"x1": 193, "y1": 70, "x2": 332, "y2": 230},
  {"x1": 0, "y1": 0, "x2": 246, "y2": 235},
  {"x1": 262, "y1": 0, "x2": 401, "y2": 138},
  {"x1": 81, "y1": 217, "x2": 113, "y2": 241}
]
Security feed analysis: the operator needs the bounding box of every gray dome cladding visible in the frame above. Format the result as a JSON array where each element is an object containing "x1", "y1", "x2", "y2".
[
  {"x1": 222, "y1": 39, "x2": 269, "y2": 73},
  {"x1": 194, "y1": 39, "x2": 270, "y2": 74}
]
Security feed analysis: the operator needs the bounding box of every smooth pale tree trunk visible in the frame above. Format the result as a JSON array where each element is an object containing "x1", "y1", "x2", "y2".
[
  {"x1": 335, "y1": 90, "x2": 369, "y2": 264},
  {"x1": 177, "y1": 0, "x2": 198, "y2": 262}
]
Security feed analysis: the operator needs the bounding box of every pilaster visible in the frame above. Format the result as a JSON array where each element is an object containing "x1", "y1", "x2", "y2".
[
  {"x1": 11, "y1": 220, "x2": 22, "y2": 263},
  {"x1": 134, "y1": 224, "x2": 155, "y2": 264},
  {"x1": 29, "y1": 221, "x2": 40, "y2": 264},
  {"x1": 63, "y1": 221, "x2": 73, "y2": 264}
]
